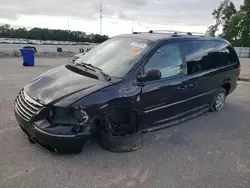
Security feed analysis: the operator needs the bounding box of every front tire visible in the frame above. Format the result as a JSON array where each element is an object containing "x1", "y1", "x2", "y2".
[
  {"x1": 99, "y1": 108, "x2": 142, "y2": 152},
  {"x1": 100, "y1": 128, "x2": 143, "y2": 152},
  {"x1": 211, "y1": 88, "x2": 227, "y2": 112}
]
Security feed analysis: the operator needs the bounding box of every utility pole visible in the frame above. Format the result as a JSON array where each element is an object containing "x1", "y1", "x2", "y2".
[
  {"x1": 100, "y1": 0, "x2": 103, "y2": 35},
  {"x1": 67, "y1": 16, "x2": 70, "y2": 41}
]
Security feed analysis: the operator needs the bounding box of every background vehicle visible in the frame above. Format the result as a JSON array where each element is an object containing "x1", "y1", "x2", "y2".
[
  {"x1": 73, "y1": 48, "x2": 91, "y2": 62},
  {"x1": 73, "y1": 52, "x2": 85, "y2": 62},
  {"x1": 14, "y1": 30, "x2": 240, "y2": 153}
]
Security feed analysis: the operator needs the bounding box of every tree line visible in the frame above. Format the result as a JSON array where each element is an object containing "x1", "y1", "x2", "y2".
[
  {"x1": 207, "y1": 0, "x2": 250, "y2": 47},
  {"x1": 0, "y1": 24, "x2": 109, "y2": 43}
]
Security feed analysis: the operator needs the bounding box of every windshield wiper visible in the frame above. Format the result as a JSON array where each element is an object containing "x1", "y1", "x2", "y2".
[
  {"x1": 75, "y1": 62, "x2": 111, "y2": 81},
  {"x1": 81, "y1": 63, "x2": 102, "y2": 71}
]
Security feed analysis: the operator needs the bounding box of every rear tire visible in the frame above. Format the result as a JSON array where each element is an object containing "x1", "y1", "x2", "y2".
[{"x1": 210, "y1": 88, "x2": 227, "y2": 112}]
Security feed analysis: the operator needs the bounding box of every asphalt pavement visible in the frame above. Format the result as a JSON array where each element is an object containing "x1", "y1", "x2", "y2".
[{"x1": 0, "y1": 57, "x2": 250, "y2": 188}]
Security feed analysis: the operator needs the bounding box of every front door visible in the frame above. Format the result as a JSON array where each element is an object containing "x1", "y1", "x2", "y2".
[
  {"x1": 138, "y1": 42, "x2": 191, "y2": 129},
  {"x1": 139, "y1": 76, "x2": 191, "y2": 129}
]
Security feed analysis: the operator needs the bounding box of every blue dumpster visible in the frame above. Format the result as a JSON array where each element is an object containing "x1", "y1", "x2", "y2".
[{"x1": 20, "y1": 49, "x2": 35, "y2": 66}]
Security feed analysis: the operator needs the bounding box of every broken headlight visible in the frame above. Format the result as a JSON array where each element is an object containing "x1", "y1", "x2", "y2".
[
  {"x1": 48, "y1": 108, "x2": 55, "y2": 121},
  {"x1": 72, "y1": 106, "x2": 89, "y2": 124}
]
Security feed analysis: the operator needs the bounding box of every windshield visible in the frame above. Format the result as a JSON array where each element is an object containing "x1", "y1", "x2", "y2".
[{"x1": 75, "y1": 37, "x2": 150, "y2": 77}]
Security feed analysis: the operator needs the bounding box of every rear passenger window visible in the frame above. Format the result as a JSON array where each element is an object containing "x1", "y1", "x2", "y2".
[{"x1": 180, "y1": 40, "x2": 234, "y2": 74}]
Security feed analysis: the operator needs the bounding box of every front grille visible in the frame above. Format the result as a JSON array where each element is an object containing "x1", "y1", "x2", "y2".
[{"x1": 14, "y1": 89, "x2": 43, "y2": 121}]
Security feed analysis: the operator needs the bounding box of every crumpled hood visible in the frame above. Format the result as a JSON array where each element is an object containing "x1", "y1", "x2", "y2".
[{"x1": 25, "y1": 65, "x2": 111, "y2": 106}]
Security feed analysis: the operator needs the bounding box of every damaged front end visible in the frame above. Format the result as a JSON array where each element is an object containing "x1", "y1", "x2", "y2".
[{"x1": 14, "y1": 89, "x2": 93, "y2": 153}]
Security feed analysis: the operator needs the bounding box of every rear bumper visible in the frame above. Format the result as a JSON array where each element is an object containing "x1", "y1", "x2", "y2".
[
  {"x1": 14, "y1": 109, "x2": 91, "y2": 152},
  {"x1": 229, "y1": 82, "x2": 237, "y2": 94}
]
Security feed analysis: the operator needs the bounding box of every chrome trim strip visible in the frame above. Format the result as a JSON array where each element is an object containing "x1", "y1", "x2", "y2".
[
  {"x1": 20, "y1": 91, "x2": 39, "y2": 111},
  {"x1": 17, "y1": 94, "x2": 36, "y2": 114},
  {"x1": 20, "y1": 92, "x2": 39, "y2": 111},
  {"x1": 15, "y1": 99, "x2": 32, "y2": 117},
  {"x1": 14, "y1": 103, "x2": 30, "y2": 120},
  {"x1": 14, "y1": 89, "x2": 43, "y2": 121},
  {"x1": 145, "y1": 91, "x2": 212, "y2": 113},
  {"x1": 143, "y1": 105, "x2": 210, "y2": 133},
  {"x1": 33, "y1": 126, "x2": 77, "y2": 138},
  {"x1": 22, "y1": 90, "x2": 43, "y2": 107},
  {"x1": 16, "y1": 100, "x2": 32, "y2": 117}
]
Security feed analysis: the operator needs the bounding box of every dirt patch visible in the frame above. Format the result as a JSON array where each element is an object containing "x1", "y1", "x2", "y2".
[
  {"x1": 238, "y1": 77, "x2": 250, "y2": 82},
  {"x1": 0, "y1": 51, "x2": 74, "y2": 58},
  {"x1": 35, "y1": 52, "x2": 74, "y2": 57}
]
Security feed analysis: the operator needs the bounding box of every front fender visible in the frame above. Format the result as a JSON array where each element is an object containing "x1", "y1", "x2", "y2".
[
  {"x1": 91, "y1": 97, "x2": 143, "y2": 122},
  {"x1": 99, "y1": 99, "x2": 137, "y2": 112},
  {"x1": 72, "y1": 82, "x2": 142, "y2": 121}
]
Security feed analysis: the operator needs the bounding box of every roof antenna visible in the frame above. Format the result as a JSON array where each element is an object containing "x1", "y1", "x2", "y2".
[{"x1": 100, "y1": 0, "x2": 103, "y2": 35}]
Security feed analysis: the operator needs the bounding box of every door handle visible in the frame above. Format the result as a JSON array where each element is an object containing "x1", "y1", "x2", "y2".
[
  {"x1": 189, "y1": 82, "x2": 198, "y2": 88},
  {"x1": 177, "y1": 85, "x2": 187, "y2": 91}
]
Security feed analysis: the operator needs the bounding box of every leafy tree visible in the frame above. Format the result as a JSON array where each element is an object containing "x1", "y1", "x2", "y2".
[
  {"x1": 240, "y1": 0, "x2": 250, "y2": 46},
  {"x1": 207, "y1": 0, "x2": 250, "y2": 46},
  {"x1": 224, "y1": 11, "x2": 244, "y2": 44},
  {"x1": 206, "y1": 25, "x2": 219, "y2": 36},
  {"x1": 206, "y1": 2, "x2": 224, "y2": 36},
  {"x1": 206, "y1": 0, "x2": 236, "y2": 37},
  {"x1": 221, "y1": 1, "x2": 237, "y2": 34},
  {"x1": 0, "y1": 25, "x2": 109, "y2": 43},
  {"x1": 0, "y1": 24, "x2": 11, "y2": 37}
]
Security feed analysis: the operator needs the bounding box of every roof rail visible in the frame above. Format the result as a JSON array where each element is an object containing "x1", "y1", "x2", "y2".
[
  {"x1": 132, "y1": 31, "x2": 149, "y2": 34},
  {"x1": 148, "y1": 30, "x2": 207, "y2": 37}
]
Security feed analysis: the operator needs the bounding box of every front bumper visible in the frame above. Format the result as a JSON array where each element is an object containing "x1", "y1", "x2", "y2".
[{"x1": 14, "y1": 108, "x2": 91, "y2": 152}]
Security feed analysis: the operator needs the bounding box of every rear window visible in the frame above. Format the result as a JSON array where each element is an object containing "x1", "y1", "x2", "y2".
[{"x1": 180, "y1": 40, "x2": 237, "y2": 74}]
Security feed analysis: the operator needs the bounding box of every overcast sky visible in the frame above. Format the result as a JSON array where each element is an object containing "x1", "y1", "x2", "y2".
[{"x1": 0, "y1": 0, "x2": 244, "y2": 36}]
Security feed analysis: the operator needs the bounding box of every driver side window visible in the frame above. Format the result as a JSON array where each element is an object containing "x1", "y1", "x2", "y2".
[{"x1": 144, "y1": 43, "x2": 184, "y2": 79}]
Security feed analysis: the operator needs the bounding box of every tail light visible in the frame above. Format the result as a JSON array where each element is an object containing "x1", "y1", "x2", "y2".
[{"x1": 237, "y1": 64, "x2": 241, "y2": 77}]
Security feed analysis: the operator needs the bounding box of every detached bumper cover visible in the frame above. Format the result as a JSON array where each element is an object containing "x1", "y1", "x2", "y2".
[{"x1": 14, "y1": 109, "x2": 91, "y2": 151}]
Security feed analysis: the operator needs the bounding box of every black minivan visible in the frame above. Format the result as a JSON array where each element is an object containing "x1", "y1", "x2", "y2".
[{"x1": 14, "y1": 31, "x2": 241, "y2": 153}]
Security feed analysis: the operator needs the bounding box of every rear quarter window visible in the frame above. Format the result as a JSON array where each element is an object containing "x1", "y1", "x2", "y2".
[
  {"x1": 180, "y1": 40, "x2": 236, "y2": 74},
  {"x1": 227, "y1": 45, "x2": 239, "y2": 64},
  {"x1": 180, "y1": 41, "x2": 215, "y2": 74}
]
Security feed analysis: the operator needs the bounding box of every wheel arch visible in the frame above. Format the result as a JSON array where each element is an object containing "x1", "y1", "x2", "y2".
[
  {"x1": 221, "y1": 82, "x2": 231, "y2": 95},
  {"x1": 92, "y1": 99, "x2": 141, "y2": 129}
]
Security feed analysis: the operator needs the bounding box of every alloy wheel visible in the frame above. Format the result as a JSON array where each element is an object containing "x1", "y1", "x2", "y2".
[{"x1": 215, "y1": 92, "x2": 226, "y2": 111}]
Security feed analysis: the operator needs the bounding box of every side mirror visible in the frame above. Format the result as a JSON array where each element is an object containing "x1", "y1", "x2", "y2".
[{"x1": 138, "y1": 69, "x2": 162, "y2": 82}]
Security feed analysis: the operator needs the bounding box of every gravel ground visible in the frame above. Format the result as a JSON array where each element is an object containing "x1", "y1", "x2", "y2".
[
  {"x1": 0, "y1": 57, "x2": 250, "y2": 188},
  {"x1": 0, "y1": 51, "x2": 75, "y2": 58}
]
